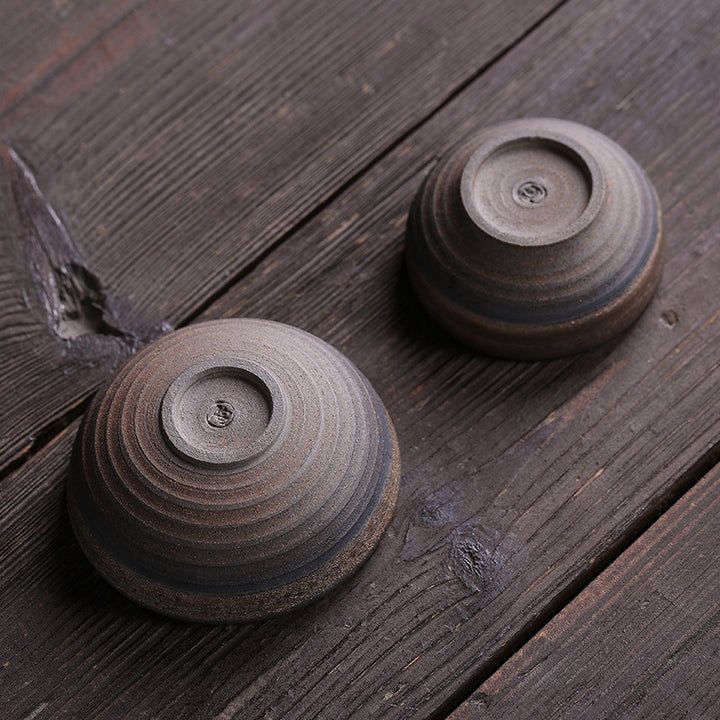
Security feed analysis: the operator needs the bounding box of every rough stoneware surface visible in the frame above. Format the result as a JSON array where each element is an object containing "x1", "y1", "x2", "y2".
[
  {"x1": 406, "y1": 117, "x2": 664, "y2": 359},
  {"x1": 67, "y1": 319, "x2": 400, "y2": 623}
]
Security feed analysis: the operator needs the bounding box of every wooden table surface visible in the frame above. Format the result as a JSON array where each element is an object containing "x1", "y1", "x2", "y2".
[{"x1": 1, "y1": 1, "x2": 719, "y2": 718}]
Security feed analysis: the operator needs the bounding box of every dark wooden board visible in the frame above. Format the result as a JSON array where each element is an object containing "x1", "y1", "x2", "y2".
[
  {"x1": 0, "y1": 0, "x2": 143, "y2": 113},
  {"x1": 0, "y1": 0, "x2": 562, "y2": 471},
  {"x1": 2, "y1": 0, "x2": 720, "y2": 718},
  {"x1": 448, "y1": 466, "x2": 720, "y2": 720}
]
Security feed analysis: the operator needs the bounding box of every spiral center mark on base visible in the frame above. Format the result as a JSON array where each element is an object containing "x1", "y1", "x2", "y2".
[
  {"x1": 206, "y1": 400, "x2": 235, "y2": 428},
  {"x1": 513, "y1": 180, "x2": 547, "y2": 207}
]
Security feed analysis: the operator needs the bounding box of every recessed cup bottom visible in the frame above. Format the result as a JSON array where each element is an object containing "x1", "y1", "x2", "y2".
[
  {"x1": 460, "y1": 134, "x2": 605, "y2": 247},
  {"x1": 160, "y1": 357, "x2": 285, "y2": 468}
]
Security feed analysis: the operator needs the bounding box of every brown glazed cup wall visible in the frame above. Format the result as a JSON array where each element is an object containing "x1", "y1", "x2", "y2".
[
  {"x1": 406, "y1": 118, "x2": 664, "y2": 359},
  {"x1": 68, "y1": 319, "x2": 400, "y2": 623}
]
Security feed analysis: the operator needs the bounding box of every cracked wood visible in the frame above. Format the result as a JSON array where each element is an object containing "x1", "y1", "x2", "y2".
[{"x1": 2, "y1": 143, "x2": 155, "y2": 343}]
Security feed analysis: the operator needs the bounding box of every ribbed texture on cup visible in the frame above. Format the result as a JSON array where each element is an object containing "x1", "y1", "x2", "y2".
[
  {"x1": 68, "y1": 319, "x2": 400, "y2": 622},
  {"x1": 407, "y1": 118, "x2": 663, "y2": 359}
]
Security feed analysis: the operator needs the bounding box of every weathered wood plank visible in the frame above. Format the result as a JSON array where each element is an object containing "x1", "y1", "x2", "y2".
[
  {"x1": 2, "y1": 0, "x2": 720, "y2": 719},
  {"x1": 0, "y1": 0, "x2": 562, "y2": 471},
  {"x1": 448, "y1": 466, "x2": 720, "y2": 720},
  {"x1": 0, "y1": 0, "x2": 143, "y2": 112}
]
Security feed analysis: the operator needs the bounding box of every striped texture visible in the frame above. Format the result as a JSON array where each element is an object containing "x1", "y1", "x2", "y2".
[
  {"x1": 68, "y1": 319, "x2": 400, "y2": 621},
  {"x1": 406, "y1": 118, "x2": 664, "y2": 358}
]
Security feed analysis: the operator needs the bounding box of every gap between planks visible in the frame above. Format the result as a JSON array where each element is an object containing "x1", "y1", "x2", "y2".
[
  {"x1": 0, "y1": 0, "x2": 569, "y2": 472},
  {"x1": 426, "y1": 436, "x2": 720, "y2": 720},
  {"x1": 0, "y1": 0, "x2": 572, "y2": 484},
  {"x1": 180, "y1": 0, "x2": 573, "y2": 328}
]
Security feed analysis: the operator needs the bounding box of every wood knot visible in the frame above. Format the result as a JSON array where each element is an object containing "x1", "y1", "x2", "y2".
[{"x1": 450, "y1": 532, "x2": 497, "y2": 592}]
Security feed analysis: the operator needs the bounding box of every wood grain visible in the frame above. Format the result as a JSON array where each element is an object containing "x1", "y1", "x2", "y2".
[
  {"x1": 0, "y1": 0, "x2": 143, "y2": 113},
  {"x1": 2, "y1": 0, "x2": 720, "y2": 718},
  {"x1": 0, "y1": 0, "x2": 562, "y2": 471},
  {"x1": 448, "y1": 465, "x2": 720, "y2": 720}
]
